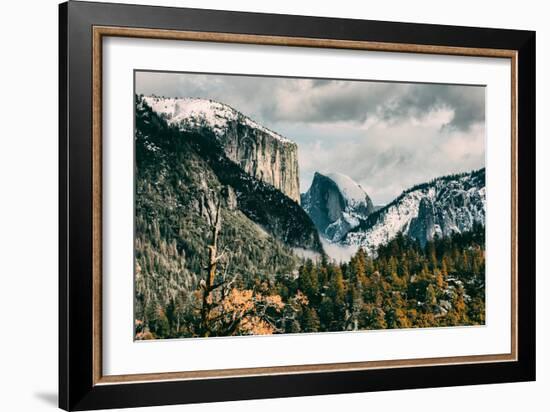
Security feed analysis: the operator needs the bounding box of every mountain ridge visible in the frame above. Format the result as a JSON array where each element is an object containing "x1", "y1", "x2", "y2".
[
  {"x1": 343, "y1": 168, "x2": 486, "y2": 252},
  {"x1": 143, "y1": 96, "x2": 301, "y2": 202}
]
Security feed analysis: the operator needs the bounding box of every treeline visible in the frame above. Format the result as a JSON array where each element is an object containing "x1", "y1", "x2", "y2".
[
  {"x1": 135, "y1": 223, "x2": 485, "y2": 339},
  {"x1": 275, "y1": 224, "x2": 485, "y2": 333}
]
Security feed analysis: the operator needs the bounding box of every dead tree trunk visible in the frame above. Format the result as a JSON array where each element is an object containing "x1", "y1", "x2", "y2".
[
  {"x1": 200, "y1": 194, "x2": 223, "y2": 336},
  {"x1": 207, "y1": 198, "x2": 221, "y2": 290}
]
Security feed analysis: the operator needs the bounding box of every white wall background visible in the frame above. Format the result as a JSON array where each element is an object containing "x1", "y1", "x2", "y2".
[{"x1": 0, "y1": 0, "x2": 546, "y2": 411}]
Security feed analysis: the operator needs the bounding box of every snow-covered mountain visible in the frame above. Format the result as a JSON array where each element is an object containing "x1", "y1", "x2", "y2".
[
  {"x1": 343, "y1": 168, "x2": 486, "y2": 253},
  {"x1": 136, "y1": 95, "x2": 323, "y2": 260},
  {"x1": 142, "y1": 96, "x2": 301, "y2": 203},
  {"x1": 301, "y1": 172, "x2": 375, "y2": 242}
]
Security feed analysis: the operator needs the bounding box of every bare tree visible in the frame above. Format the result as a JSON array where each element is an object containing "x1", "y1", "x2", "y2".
[
  {"x1": 197, "y1": 187, "x2": 285, "y2": 337},
  {"x1": 199, "y1": 191, "x2": 225, "y2": 336}
]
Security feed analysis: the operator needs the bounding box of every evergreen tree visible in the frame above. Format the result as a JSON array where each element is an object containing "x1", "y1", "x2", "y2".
[
  {"x1": 298, "y1": 259, "x2": 319, "y2": 302},
  {"x1": 425, "y1": 284, "x2": 437, "y2": 307},
  {"x1": 301, "y1": 307, "x2": 320, "y2": 332}
]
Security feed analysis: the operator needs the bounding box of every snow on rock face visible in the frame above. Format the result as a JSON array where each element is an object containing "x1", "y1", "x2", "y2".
[
  {"x1": 301, "y1": 172, "x2": 374, "y2": 242},
  {"x1": 343, "y1": 168, "x2": 486, "y2": 254},
  {"x1": 325, "y1": 172, "x2": 370, "y2": 207},
  {"x1": 142, "y1": 96, "x2": 301, "y2": 203}
]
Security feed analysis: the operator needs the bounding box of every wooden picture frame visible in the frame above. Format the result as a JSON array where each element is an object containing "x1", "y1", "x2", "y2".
[{"x1": 59, "y1": 1, "x2": 535, "y2": 410}]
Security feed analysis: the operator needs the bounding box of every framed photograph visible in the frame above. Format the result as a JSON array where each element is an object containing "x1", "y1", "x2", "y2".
[{"x1": 59, "y1": 1, "x2": 535, "y2": 410}]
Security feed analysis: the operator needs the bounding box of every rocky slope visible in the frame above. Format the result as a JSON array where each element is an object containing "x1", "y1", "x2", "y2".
[
  {"x1": 135, "y1": 96, "x2": 322, "y2": 277},
  {"x1": 343, "y1": 169, "x2": 486, "y2": 253},
  {"x1": 301, "y1": 172, "x2": 374, "y2": 242},
  {"x1": 143, "y1": 96, "x2": 301, "y2": 203}
]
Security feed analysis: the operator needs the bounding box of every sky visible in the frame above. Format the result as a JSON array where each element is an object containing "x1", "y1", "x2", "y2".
[{"x1": 136, "y1": 71, "x2": 485, "y2": 205}]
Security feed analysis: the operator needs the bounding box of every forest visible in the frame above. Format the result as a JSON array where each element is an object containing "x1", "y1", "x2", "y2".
[
  {"x1": 133, "y1": 95, "x2": 485, "y2": 340},
  {"x1": 135, "y1": 222, "x2": 485, "y2": 339}
]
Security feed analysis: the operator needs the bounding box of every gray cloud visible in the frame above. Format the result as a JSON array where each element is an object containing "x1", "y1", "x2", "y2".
[
  {"x1": 136, "y1": 71, "x2": 485, "y2": 204},
  {"x1": 378, "y1": 84, "x2": 485, "y2": 131},
  {"x1": 136, "y1": 72, "x2": 484, "y2": 131}
]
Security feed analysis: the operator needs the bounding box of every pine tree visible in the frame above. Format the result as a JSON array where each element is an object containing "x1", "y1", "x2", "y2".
[
  {"x1": 370, "y1": 307, "x2": 387, "y2": 329},
  {"x1": 298, "y1": 259, "x2": 319, "y2": 302},
  {"x1": 425, "y1": 284, "x2": 437, "y2": 307},
  {"x1": 328, "y1": 265, "x2": 346, "y2": 303},
  {"x1": 435, "y1": 269, "x2": 445, "y2": 289},
  {"x1": 452, "y1": 285, "x2": 467, "y2": 324},
  {"x1": 301, "y1": 307, "x2": 320, "y2": 332}
]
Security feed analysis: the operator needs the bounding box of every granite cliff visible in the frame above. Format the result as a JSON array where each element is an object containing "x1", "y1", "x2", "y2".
[
  {"x1": 143, "y1": 96, "x2": 301, "y2": 203},
  {"x1": 301, "y1": 172, "x2": 375, "y2": 242}
]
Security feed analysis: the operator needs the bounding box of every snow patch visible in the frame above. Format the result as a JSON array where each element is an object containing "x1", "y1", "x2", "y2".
[
  {"x1": 143, "y1": 96, "x2": 294, "y2": 145},
  {"x1": 325, "y1": 172, "x2": 368, "y2": 206}
]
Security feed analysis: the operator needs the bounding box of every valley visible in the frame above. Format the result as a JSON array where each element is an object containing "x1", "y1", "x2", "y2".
[{"x1": 134, "y1": 94, "x2": 486, "y2": 339}]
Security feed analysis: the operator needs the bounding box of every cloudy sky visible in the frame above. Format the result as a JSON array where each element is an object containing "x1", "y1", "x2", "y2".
[{"x1": 136, "y1": 71, "x2": 485, "y2": 205}]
